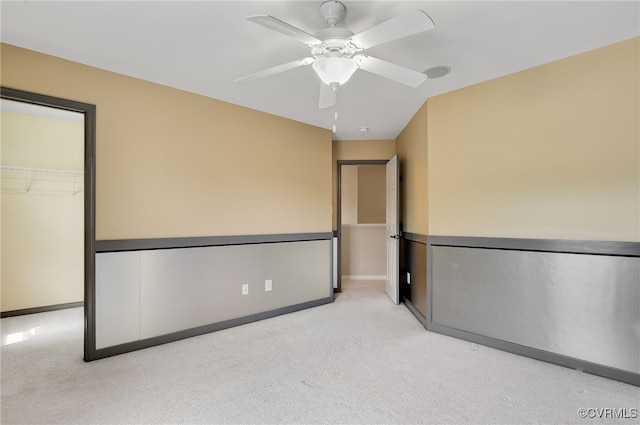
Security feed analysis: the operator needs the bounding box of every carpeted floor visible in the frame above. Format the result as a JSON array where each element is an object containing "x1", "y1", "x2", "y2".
[{"x1": 1, "y1": 280, "x2": 638, "y2": 424}]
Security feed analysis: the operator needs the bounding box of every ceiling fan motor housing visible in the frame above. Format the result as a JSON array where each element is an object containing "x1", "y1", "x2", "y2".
[
  {"x1": 314, "y1": 3, "x2": 360, "y2": 61},
  {"x1": 311, "y1": 30, "x2": 357, "y2": 59},
  {"x1": 320, "y1": 1, "x2": 346, "y2": 27}
]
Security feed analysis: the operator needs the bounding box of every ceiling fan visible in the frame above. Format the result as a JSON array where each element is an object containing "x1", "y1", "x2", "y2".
[{"x1": 236, "y1": 1, "x2": 435, "y2": 109}]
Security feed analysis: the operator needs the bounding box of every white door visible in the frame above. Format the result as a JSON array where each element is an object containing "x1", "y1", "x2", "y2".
[{"x1": 386, "y1": 155, "x2": 400, "y2": 304}]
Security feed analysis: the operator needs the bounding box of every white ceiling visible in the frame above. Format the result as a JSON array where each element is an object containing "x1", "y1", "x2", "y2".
[{"x1": 1, "y1": 1, "x2": 638, "y2": 141}]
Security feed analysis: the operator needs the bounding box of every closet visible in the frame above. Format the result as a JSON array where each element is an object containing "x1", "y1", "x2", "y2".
[{"x1": 1, "y1": 99, "x2": 84, "y2": 315}]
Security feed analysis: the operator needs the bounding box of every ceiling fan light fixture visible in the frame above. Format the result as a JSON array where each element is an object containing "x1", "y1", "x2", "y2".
[
  {"x1": 312, "y1": 56, "x2": 358, "y2": 86},
  {"x1": 241, "y1": 4, "x2": 437, "y2": 109}
]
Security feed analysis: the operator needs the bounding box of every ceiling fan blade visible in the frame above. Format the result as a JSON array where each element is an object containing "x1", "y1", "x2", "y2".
[
  {"x1": 235, "y1": 57, "x2": 314, "y2": 84},
  {"x1": 319, "y1": 83, "x2": 337, "y2": 109},
  {"x1": 247, "y1": 15, "x2": 321, "y2": 46},
  {"x1": 355, "y1": 55, "x2": 427, "y2": 88},
  {"x1": 348, "y1": 10, "x2": 434, "y2": 50}
]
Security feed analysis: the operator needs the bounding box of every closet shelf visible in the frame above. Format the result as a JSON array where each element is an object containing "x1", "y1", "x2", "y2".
[
  {"x1": 1, "y1": 165, "x2": 83, "y2": 176},
  {"x1": 1, "y1": 165, "x2": 84, "y2": 196}
]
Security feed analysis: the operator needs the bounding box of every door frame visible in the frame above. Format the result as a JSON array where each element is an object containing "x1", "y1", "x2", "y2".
[
  {"x1": 336, "y1": 159, "x2": 388, "y2": 293},
  {"x1": 1, "y1": 87, "x2": 96, "y2": 361}
]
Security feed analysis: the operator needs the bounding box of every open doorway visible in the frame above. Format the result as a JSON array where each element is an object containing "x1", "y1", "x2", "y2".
[
  {"x1": 336, "y1": 160, "x2": 388, "y2": 294},
  {"x1": 0, "y1": 87, "x2": 95, "y2": 360}
]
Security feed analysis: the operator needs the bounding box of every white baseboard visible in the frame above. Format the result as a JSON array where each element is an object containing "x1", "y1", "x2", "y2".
[{"x1": 341, "y1": 275, "x2": 386, "y2": 281}]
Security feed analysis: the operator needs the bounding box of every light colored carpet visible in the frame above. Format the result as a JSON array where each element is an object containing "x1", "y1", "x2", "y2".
[{"x1": 1, "y1": 280, "x2": 638, "y2": 424}]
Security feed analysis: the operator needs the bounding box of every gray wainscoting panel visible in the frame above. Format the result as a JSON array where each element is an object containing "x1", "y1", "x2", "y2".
[
  {"x1": 140, "y1": 240, "x2": 331, "y2": 338},
  {"x1": 431, "y1": 246, "x2": 640, "y2": 374},
  {"x1": 93, "y1": 239, "x2": 331, "y2": 352},
  {"x1": 403, "y1": 238, "x2": 427, "y2": 318},
  {"x1": 95, "y1": 251, "x2": 140, "y2": 349},
  {"x1": 138, "y1": 239, "x2": 330, "y2": 339}
]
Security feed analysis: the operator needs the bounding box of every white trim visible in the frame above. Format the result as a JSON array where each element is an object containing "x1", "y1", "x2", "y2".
[{"x1": 341, "y1": 275, "x2": 386, "y2": 280}]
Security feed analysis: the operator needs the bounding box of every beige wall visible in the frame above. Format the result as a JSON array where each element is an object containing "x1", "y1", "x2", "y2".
[
  {"x1": 395, "y1": 38, "x2": 639, "y2": 242},
  {"x1": 1, "y1": 44, "x2": 332, "y2": 240},
  {"x1": 341, "y1": 165, "x2": 358, "y2": 225},
  {"x1": 2, "y1": 110, "x2": 84, "y2": 311},
  {"x1": 332, "y1": 139, "x2": 395, "y2": 229},
  {"x1": 357, "y1": 165, "x2": 385, "y2": 224},
  {"x1": 341, "y1": 225, "x2": 386, "y2": 277},
  {"x1": 427, "y1": 37, "x2": 639, "y2": 241},
  {"x1": 2, "y1": 195, "x2": 84, "y2": 311},
  {"x1": 2, "y1": 108, "x2": 83, "y2": 171},
  {"x1": 395, "y1": 103, "x2": 428, "y2": 235}
]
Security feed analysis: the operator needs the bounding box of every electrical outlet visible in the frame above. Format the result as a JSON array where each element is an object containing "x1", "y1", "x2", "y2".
[
  {"x1": 265, "y1": 279, "x2": 272, "y2": 292},
  {"x1": 242, "y1": 284, "x2": 249, "y2": 295},
  {"x1": 407, "y1": 272, "x2": 411, "y2": 284}
]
